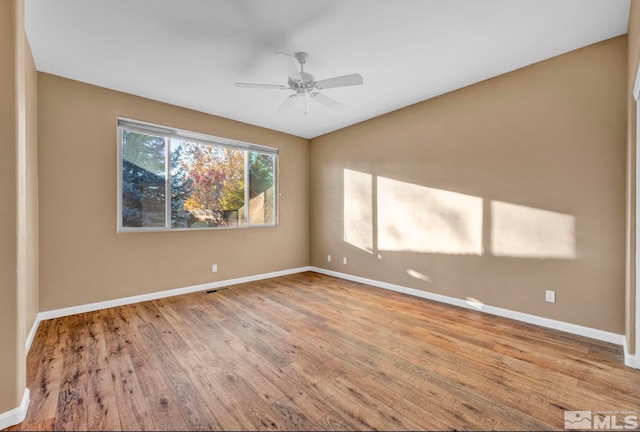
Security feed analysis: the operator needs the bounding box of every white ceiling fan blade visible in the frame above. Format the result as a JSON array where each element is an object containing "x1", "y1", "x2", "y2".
[
  {"x1": 311, "y1": 92, "x2": 345, "y2": 110},
  {"x1": 315, "y1": 73, "x2": 363, "y2": 90},
  {"x1": 277, "y1": 94, "x2": 299, "y2": 113},
  {"x1": 235, "y1": 83, "x2": 289, "y2": 89}
]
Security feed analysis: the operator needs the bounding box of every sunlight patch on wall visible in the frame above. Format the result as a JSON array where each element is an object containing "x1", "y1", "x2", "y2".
[
  {"x1": 491, "y1": 201, "x2": 576, "y2": 259},
  {"x1": 344, "y1": 169, "x2": 373, "y2": 253},
  {"x1": 377, "y1": 177, "x2": 483, "y2": 255}
]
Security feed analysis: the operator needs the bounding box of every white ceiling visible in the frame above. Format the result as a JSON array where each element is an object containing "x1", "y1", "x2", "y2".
[{"x1": 25, "y1": 0, "x2": 630, "y2": 139}]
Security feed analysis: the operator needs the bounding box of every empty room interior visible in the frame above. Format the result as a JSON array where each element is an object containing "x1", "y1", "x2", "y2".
[{"x1": 2, "y1": 0, "x2": 640, "y2": 430}]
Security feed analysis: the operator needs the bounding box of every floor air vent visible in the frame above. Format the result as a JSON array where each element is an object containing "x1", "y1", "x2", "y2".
[{"x1": 204, "y1": 287, "x2": 231, "y2": 294}]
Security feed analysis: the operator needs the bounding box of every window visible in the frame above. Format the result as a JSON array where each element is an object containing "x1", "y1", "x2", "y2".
[{"x1": 118, "y1": 118, "x2": 277, "y2": 231}]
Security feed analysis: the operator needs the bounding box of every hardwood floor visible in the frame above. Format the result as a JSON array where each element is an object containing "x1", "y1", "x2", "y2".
[{"x1": 8, "y1": 271, "x2": 640, "y2": 431}]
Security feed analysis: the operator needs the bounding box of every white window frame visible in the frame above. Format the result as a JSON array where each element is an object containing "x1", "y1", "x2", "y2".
[{"x1": 117, "y1": 117, "x2": 278, "y2": 232}]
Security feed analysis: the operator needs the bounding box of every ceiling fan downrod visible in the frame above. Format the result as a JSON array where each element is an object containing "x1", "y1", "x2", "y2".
[{"x1": 293, "y1": 52, "x2": 309, "y2": 72}]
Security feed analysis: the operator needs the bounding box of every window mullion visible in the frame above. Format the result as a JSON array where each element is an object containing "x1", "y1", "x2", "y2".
[
  {"x1": 244, "y1": 151, "x2": 250, "y2": 226},
  {"x1": 165, "y1": 137, "x2": 171, "y2": 229}
]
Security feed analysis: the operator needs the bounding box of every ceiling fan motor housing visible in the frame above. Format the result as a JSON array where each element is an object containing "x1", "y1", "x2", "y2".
[{"x1": 288, "y1": 71, "x2": 316, "y2": 92}]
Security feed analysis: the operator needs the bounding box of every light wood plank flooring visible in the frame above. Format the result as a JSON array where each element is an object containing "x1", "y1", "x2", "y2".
[{"x1": 8, "y1": 272, "x2": 640, "y2": 430}]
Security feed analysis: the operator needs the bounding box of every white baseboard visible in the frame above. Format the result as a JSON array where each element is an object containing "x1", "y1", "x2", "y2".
[
  {"x1": 310, "y1": 267, "x2": 626, "y2": 347},
  {"x1": 0, "y1": 388, "x2": 30, "y2": 430},
  {"x1": 25, "y1": 316, "x2": 40, "y2": 354},
  {"x1": 37, "y1": 266, "x2": 312, "y2": 322},
  {"x1": 623, "y1": 338, "x2": 640, "y2": 369},
  {"x1": 30, "y1": 264, "x2": 636, "y2": 368}
]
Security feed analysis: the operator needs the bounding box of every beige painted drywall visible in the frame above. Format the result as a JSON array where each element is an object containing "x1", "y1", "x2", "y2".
[
  {"x1": 38, "y1": 73, "x2": 309, "y2": 311},
  {"x1": 0, "y1": 0, "x2": 20, "y2": 414},
  {"x1": 311, "y1": 36, "x2": 627, "y2": 333},
  {"x1": 14, "y1": 0, "x2": 29, "y2": 409},
  {"x1": 24, "y1": 15, "x2": 38, "y2": 343},
  {"x1": 626, "y1": 0, "x2": 640, "y2": 355},
  {"x1": 0, "y1": 0, "x2": 37, "y2": 415}
]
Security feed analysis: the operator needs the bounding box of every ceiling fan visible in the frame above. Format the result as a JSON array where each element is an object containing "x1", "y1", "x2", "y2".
[{"x1": 235, "y1": 52, "x2": 364, "y2": 114}]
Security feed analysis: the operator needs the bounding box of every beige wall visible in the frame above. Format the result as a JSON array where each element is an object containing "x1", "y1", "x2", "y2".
[
  {"x1": 0, "y1": 0, "x2": 38, "y2": 415},
  {"x1": 626, "y1": 0, "x2": 640, "y2": 356},
  {"x1": 24, "y1": 19, "x2": 38, "y2": 343},
  {"x1": 0, "y1": 0, "x2": 20, "y2": 414},
  {"x1": 311, "y1": 36, "x2": 627, "y2": 333},
  {"x1": 38, "y1": 74, "x2": 309, "y2": 311}
]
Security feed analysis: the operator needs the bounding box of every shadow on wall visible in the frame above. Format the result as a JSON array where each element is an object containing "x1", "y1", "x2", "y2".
[{"x1": 343, "y1": 168, "x2": 576, "y2": 260}]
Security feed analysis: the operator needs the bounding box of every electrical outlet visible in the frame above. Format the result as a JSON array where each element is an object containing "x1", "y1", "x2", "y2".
[
  {"x1": 343, "y1": 257, "x2": 347, "y2": 265},
  {"x1": 211, "y1": 264, "x2": 218, "y2": 273},
  {"x1": 327, "y1": 255, "x2": 331, "y2": 262},
  {"x1": 545, "y1": 290, "x2": 555, "y2": 303}
]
